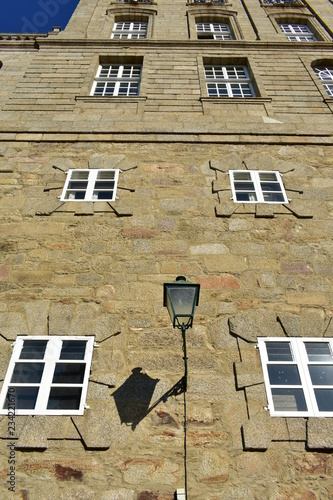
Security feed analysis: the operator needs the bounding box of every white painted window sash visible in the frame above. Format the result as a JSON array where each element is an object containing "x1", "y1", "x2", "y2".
[
  {"x1": 314, "y1": 67, "x2": 333, "y2": 97},
  {"x1": 196, "y1": 22, "x2": 232, "y2": 40},
  {"x1": 279, "y1": 24, "x2": 316, "y2": 41},
  {"x1": 91, "y1": 64, "x2": 142, "y2": 96},
  {"x1": 258, "y1": 338, "x2": 333, "y2": 417},
  {"x1": 0, "y1": 336, "x2": 95, "y2": 416},
  {"x1": 205, "y1": 65, "x2": 255, "y2": 97},
  {"x1": 229, "y1": 170, "x2": 288, "y2": 204},
  {"x1": 60, "y1": 169, "x2": 120, "y2": 202},
  {"x1": 111, "y1": 21, "x2": 147, "y2": 39}
]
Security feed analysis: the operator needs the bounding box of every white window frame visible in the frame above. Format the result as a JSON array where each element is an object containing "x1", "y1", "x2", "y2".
[
  {"x1": 196, "y1": 22, "x2": 233, "y2": 40},
  {"x1": 60, "y1": 169, "x2": 120, "y2": 202},
  {"x1": 91, "y1": 64, "x2": 142, "y2": 97},
  {"x1": 229, "y1": 170, "x2": 288, "y2": 204},
  {"x1": 111, "y1": 21, "x2": 147, "y2": 39},
  {"x1": 0, "y1": 336, "x2": 95, "y2": 416},
  {"x1": 279, "y1": 23, "x2": 316, "y2": 41},
  {"x1": 258, "y1": 338, "x2": 333, "y2": 417},
  {"x1": 204, "y1": 65, "x2": 255, "y2": 98},
  {"x1": 314, "y1": 66, "x2": 333, "y2": 98}
]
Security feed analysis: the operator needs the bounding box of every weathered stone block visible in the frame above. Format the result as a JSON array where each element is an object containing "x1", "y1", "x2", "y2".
[{"x1": 16, "y1": 416, "x2": 48, "y2": 450}]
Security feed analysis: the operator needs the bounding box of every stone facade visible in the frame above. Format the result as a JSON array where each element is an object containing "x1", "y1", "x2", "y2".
[{"x1": 1, "y1": 0, "x2": 333, "y2": 498}]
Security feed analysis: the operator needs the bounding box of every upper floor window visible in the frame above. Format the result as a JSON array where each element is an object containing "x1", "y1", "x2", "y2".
[
  {"x1": 261, "y1": 0, "x2": 303, "y2": 5},
  {"x1": 196, "y1": 22, "x2": 232, "y2": 39},
  {"x1": 189, "y1": 0, "x2": 228, "y2": 4},
  {"x1": 111, "y1": 21, "x2": 148, "y2": 39},
  {"x1": 91, "y1": 63, "x2": 142, "y2": 97},
  {"x1": 205, "y1": 65, "x2": 255, "y2": 97},
  {"x1": 0, "y1": 336, "x2": 94, "y2": 416},
  {"x1": 229, "y1": 170, "x2": 288, "y2": 203},
  {"x1": 313, "y1": 66, "x2": 333, "y2": 97},
  {"x1": 60, "y1": 169, "x2": 120, "y2": 202},
  {"x1": 258, "y1": 338, "x2": 333, "y2": 417},
  {"x1": 116, "y1": 0, "x2": 152, "y2": 3},
  {"x1": 279, "y1": 23, "x2": 316, "y2": 41}
]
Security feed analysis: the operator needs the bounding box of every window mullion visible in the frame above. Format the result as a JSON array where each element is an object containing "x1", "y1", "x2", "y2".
[
  {"x1": 293, "y1": 339, "x2": 317, "y2": 416},
  {"x1": 35, "y1": 338, "x2": 62, "y2": 413},
  {"x1": 252, "y1": 171, "x2": 262, "y2": 202},
  {"x1": 85, "y1": 170, "x2": 96, "y2": 201}
]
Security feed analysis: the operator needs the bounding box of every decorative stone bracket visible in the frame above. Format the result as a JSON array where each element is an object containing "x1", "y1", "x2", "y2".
[
  {"x1": 35, "y1": 155, "x2": 136, "y2": 217},
  {"x1": 210, "y1": 157, "x2": 313, "y2": 219},
  {"x1": 229, "y1": 309, "x2": 333, "y2": 450},
  {"x1": 0, "y1": 301, "x2": 124, "y2": 450}
]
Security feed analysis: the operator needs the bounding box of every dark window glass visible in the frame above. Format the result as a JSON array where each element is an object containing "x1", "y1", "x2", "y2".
[
  {"x1": 3, "y1": 387, "x2": 39, "y2": 410},
  {"x1": 60, "y1": 341, "x2": 86, "y2": 360},
  {"x1": 305, "y1": 342, "x2": 333, "y2": 362},
  {"x1": 47, "y1": 387, "x2": 82, "y2": 410},
  {"x1": 308, "y1": 365, "x2": 333, "y2": 385},
  {"x1": 272, "y1": 388, "x2": 307, "y2": 412},
  {"x1": 52, "y1": 363, "x2": 85, "y2": 384},
  {"x1": 314, "y1": 389, "x2": 333, "y2": 411},
  {"x1": 20, "y1": 340, "x2": 48, "y2": 360},
  {"x1": 266, "y1": 342, "x2": 293, "y2": 361},
  {"x1": 268, "y1": 364, "x2": 301, "y2": 385},
  {"x1": 10, "y1": 363, "x2": 44, "y2": 384}
]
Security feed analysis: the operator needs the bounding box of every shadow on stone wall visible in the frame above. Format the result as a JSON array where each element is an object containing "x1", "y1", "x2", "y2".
[{"x1": 113, "y1": 367, "x2": 185, "y2": 430}]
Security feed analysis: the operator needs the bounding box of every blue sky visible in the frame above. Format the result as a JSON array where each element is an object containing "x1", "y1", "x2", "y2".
[{"x1": 0, "y1": 0, "x2": 80, "y2": 33}]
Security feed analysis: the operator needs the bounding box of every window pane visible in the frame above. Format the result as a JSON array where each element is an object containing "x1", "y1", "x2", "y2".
[
  {"x1": 263, "y1": 193, "x2": 285, "y2": 202},
  {"x1": 235, "y1": 192, "x2": 257, "y2": 202},
  {"x1": 60, "y1": 341, "x2": 87, "y2": 360},
  {"x1": 93, "y1": 191, "x2": 114, "y2": 200},
  {"x1": 68, "y1": 181, "x2": 88, "y2": 190},
  {"x1": 47, "y1": 387, "x2": 82, "y2": 410},
  {"x1": 260, "y1": 182, "x2": 282, "y2": 192},
  {"x1": 266, "y1": 342, "x2": 293, "y2": 361},
  {"x1": 234, "y1": 182, "x2": 255, "y2": 191},
  {"x1": 305, "y1": 342, "x2": 333, "y2": 362},
  {"x1": 52, "y1": 363, "x2": 85, "y2": 384},
  {"x1": 314, "y1": 389, "x2": 333, "y2": 411},
  {"x1": 3, "y1": 387, "x2": 39, "y2": 410},
  {"x1": 70, "y1": 171, "x2": 89, "y2": 180},
  {"x1": 97, "y1": 171, "x2": 116, "y2": 180},
  {"x1": 233, "y1": 172, "x2": 252, "y2": 181},
  {"x1": 20, "y1": 340, "x2": 48, "y2": 360},
  {"x1": 268, "y1": 364, "x2": 301, "y2": 385},
  {"x1": 272, "y1": 388, "x2": 307, "y2": 411},
  {"x1": 308, "y1": 365, "x2": 333, "y2": 385},
  {"x1": 10, "y1": 363, "x2": 44, "y2": 384},
  {"x1": 259, "y1": 172, "x2": 278, "y2": 182}
]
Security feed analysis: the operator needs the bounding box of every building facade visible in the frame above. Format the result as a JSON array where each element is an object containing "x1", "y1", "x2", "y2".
[{"x1": 1, "y1": 0, "x2": 333, "y2": 498}]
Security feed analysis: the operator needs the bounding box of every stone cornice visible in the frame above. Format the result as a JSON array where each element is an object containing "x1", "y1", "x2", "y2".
[
  {"x1": 34, "y1": 38, "x2": 333, "y2": 52},
  {"x1": 0, "y1": 131, "x2": 331, "y2": 145}
]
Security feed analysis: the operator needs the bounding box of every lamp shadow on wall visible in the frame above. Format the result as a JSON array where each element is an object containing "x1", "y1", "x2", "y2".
[{"x1": 112, "y1": 367, "x2": 185, "y2": 430}]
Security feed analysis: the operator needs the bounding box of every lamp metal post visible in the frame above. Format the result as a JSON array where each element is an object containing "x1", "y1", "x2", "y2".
[{"x1": 163, "y1": 275, "x2": 200, "y2": 500}]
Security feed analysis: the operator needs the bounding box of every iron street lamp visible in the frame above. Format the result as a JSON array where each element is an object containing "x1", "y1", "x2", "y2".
[
  {"x1": 163, "y1": 275, "x2": 200, "y2": 331},
  {"x1": 163, "y1": 275, "x2": 200, "y2": 500}
]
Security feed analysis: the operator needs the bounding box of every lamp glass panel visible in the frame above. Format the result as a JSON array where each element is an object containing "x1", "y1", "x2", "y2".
[{"x1": 167, "y1": 285, "x2": 197, "y2": 325}]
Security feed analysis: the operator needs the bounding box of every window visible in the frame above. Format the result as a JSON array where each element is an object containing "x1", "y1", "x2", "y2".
[
  {"x1": 313, "y1": 66, "x2": 333, "y2": 97},
  {"x1": 91, "y1": 63, "x2": 142, "y2": 97},
  {"x1": 204, "y1": 65, "x2": 255, "y2": 97},
  {"x1": 229, "y1": 171, "x2": 288, "y2": 203},
  {"x1": 258, "y1": 338, "x2": 333, "y2": 417},
  {"x1": 0, "y1": 337, "x2": 94, "y2": 415},
  {"x1": 60, "y1": 169, "x2": 120, "y2": 202},
  {"x1": 196, "y1": 22, "x2": 232, "y2": 40},
  {"x1": 279, "y1": 23, "x2": 316, "y2": 41},
  {"x1": 111, "y1": 21, "x2": 147, "y2": 39}
]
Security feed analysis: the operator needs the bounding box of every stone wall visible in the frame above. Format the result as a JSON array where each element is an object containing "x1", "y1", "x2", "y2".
[{"x1": 0, "y1": 141, "x2": 332, "y2": 498}]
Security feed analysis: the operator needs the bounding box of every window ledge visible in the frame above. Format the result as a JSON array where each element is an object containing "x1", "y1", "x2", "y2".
[
  {"x1": 200, "y1": 97, "x2": 272, "y2": 104},
  {"x1": 75, "y1": 96, "x2": 147, "y2": 103}
]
